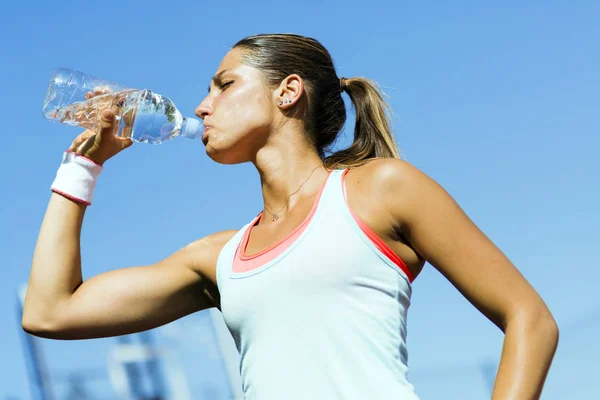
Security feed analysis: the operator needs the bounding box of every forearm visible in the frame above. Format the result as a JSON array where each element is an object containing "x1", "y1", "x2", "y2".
[
  {"x1": 492, "y1": 310, "x2": 559, "y2": 399},
  {"x1": 23, "y1": 193, "x2": 87, "y2": 324}
]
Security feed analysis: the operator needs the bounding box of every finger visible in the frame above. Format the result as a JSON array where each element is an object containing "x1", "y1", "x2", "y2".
[
  {"x1": 106, "y1": 102, "x2": 123, "y2": 136},
  {"x1": 97, "y1": 109, "x2": 117, "y2": 138},
  {"x1": 93, "y1": 86, "x2": 112, "y2": 96},
  {"x1": 69, "y1": 130, "x2": 96, "y2": 152},
  {"x1": 121, "y1": 124, "x2": 133, "y2": 139},
  {"x1": 88, "y1": 87, "x2": 108, "y2": 99},
  {"x1": 118, "y1": 137, "x2": 134, "y2": 150},
  {"x1": 77, "y1": 133, "x2": 97, "y2": 157},
  {"x1": 114, "y1": 91, "x2": 126, "y2": 108}
]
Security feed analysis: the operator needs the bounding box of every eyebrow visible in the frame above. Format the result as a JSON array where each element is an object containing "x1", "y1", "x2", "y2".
[{"x1": 207, "y1": 69, "x2": 229, "y2": 93}]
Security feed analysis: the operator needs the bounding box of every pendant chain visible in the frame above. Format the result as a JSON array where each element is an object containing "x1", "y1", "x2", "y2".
[{"x1": 263, "y1": 165, "x2": 323, "y2": 221}]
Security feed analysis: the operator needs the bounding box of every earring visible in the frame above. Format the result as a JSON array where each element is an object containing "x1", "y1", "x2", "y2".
[{"x1": 278, "y1": 100, "x2": 283, "y2": 105}]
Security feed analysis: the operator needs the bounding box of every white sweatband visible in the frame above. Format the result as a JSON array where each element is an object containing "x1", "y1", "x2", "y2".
[{"x1": 50, "y1": 151, "x2": 103, "y2": 205}]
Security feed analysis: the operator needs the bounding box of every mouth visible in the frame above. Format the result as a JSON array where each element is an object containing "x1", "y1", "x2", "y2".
[{"x1": 201, "y1": 126, "x2": 212, "y2": 145}]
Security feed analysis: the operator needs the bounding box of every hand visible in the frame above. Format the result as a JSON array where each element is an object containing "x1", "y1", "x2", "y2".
[
  {"x1": 69, "y1": 110, "x2": 133, "y2": 166},
  {"x1": 69, "y1": 87, "x2": 133, "y2": 165}
]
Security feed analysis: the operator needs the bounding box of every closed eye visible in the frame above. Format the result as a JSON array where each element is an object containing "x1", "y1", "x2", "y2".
[
  {"x1": 207, "y1": 79, "x2": 234, "y2": 93},
  {"x1": 220, "y1": 81, "x2": 234, "y2": 90}
]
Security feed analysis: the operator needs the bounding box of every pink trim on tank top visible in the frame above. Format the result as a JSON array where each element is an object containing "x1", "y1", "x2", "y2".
[
  {"x1": 232, "y1": 170, "x2": 332, "y2": 273},
  {"x1": 232, "y1": 169, "x2": 414, "y2": 282},
  {"x1": 341, "y1": 169, "x2": 414, "y2": 283}
]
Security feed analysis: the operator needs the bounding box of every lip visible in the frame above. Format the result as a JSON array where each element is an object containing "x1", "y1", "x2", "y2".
[{"x1": 201, "y1": 126, "x2": 212, "y2": 144}]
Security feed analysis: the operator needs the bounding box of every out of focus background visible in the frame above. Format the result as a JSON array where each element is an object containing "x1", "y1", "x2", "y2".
[{"x1": 1, "y1": 1, "x2": 598, "y2": 399}]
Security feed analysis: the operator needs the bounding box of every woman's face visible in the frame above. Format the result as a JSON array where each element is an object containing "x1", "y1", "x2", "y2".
[{"x1": 195, "y1": 48, "x2": 276, "y2": 164}]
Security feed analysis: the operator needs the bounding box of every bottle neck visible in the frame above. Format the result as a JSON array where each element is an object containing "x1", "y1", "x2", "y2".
[{"x1": 180, "y1": 117, "x2": 203, "y2": 139}]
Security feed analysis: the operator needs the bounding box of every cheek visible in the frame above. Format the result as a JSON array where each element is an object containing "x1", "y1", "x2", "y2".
[{"x1": 219, "y1": 88, "x2": 271, "y2": 129}]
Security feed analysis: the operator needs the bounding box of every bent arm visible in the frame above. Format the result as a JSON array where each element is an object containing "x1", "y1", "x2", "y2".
[
  {"x1": 23, "y1": 193, "x2": 88, "y2": 331},
  {"x1": 23, "y1": 192, "x2": 235, "y2": 339},
  {"x1": 377, "y1": 160, "x2": 559, "y2": 399}
]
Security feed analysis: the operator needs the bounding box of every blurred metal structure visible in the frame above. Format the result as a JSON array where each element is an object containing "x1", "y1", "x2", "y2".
[
  {"x1": 16, "y1": 285, "x2": 54, "y2": 400},
  {"x1": 107, "y1": 334, "x2": 183, "y2": 399},
  {"x1": 16, "y1": 283, "x2": 243, "y2": 399},
  {"x1": 14, "y1": 281, "x2": 600, "y2": 399},
  {"x1": 17, "y1": 284, "x2": 115, "y2": 399}
]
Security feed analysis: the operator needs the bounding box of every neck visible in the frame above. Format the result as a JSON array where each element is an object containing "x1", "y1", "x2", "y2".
[{"x1": 252, "y1": 129, "x2": 327, "y2": 217}]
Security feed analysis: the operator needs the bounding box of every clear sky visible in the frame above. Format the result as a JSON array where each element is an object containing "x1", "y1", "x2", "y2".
[{"x1": 1, "y1": 1, "x2": 598, "y2": 399}]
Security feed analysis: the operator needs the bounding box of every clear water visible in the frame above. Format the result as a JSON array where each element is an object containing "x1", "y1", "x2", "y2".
[
  {"x1": 131, "y1": 90, "x2": 185, "y2": 144},
  {"x1": 45, "y1": 89, "x2": 184, "y2": 145},
  {"x1": 45, "y1": 89, "x2": 136, "y2": 134},
  {"x1": 42, "y1": 68, "x2": 194, "y2": 145}
]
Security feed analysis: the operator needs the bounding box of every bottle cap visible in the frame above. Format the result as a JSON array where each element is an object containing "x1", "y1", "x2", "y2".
[{"x1": 181, "y1": 118, "x2": 203, "y2": 139}]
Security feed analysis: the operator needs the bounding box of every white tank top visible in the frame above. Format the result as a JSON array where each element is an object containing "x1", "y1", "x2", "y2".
[{"x1": 216, "y1": 169, "x2": 419, "y2": 399}]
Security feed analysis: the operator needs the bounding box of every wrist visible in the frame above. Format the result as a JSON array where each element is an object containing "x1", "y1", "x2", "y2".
[{"x1": 50, "y1": 151, "x2": 103, "y2": 205}]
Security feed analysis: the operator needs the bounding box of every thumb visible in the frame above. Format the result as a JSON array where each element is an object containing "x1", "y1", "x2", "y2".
[
  {"x1": 98, "y1": 109, "x2": 117, "y2": 138},
  {"x1": 118, "y1": 137, "x2": 134, "y2": 150}
]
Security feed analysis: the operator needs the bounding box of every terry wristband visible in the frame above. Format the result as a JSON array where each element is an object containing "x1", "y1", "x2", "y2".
[{"x1": 50, "y1": 151, "x2": 103, "y2": 205}]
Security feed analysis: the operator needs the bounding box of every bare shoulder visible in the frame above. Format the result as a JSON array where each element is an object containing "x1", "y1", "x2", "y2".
[
  {"x1": 349, "y1": 158, "x2": 437, "y2": 200},
  {"x1": 349, "y1": 158, "x2": 454, "y2": 233},
  {"x1": 352, "y1": 156, "x2": 427, "y2": 181},
  {"x1": 177, "y1": 229, "x2": 238, "y2": 283},
  {"x1": 186, "y1": 229, "x2": 239, "y2": 253}
]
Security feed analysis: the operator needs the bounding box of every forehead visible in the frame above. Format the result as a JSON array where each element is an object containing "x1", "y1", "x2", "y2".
[
  {"x1": 210, "y1": 48, "x2": 268, "y2": 90},
  {"x1": 215, "y1": 48, "x2": 245, "y2": 74}
]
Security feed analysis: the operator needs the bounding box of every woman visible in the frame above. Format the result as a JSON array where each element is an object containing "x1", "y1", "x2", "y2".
[{"x1": 23, "y1": 34, "x2": 558, "y2": 399}]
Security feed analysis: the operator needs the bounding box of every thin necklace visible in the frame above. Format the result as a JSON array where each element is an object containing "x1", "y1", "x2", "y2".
[{"x1": 263, "y1": 164, "x2": 323, "y2": 222}]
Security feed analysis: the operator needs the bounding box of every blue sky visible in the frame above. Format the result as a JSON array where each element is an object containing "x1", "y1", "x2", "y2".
[{"x1": 1, "y1": 1, "x2": 598, "y2": 399}]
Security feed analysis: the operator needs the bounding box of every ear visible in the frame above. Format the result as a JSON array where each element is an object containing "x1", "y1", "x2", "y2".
[{"x1": 275, "y1": 74, "x2": 304, "y2": 108}]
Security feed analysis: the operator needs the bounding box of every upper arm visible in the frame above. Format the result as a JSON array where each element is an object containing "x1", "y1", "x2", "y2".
[
  {"x1": 375, "y1": 159, "x2": 548, "y2": 329},
  {"x1": 42, "y1": 230, "x2": 237, "y2": 339}
]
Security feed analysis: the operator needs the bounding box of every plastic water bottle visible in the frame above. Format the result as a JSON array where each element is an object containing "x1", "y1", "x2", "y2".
[{"x1": 42, "y1": 68, "x2": 203, "y2": 144}]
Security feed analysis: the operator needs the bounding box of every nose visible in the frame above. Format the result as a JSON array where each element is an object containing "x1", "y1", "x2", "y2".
[{"x1": 195, "y1": 96, "x2": 213, "y2": 120}]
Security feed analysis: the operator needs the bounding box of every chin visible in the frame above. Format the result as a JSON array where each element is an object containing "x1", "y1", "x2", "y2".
[{"x1": 205, "y1": 144, "x2": 249, "y2": 165}]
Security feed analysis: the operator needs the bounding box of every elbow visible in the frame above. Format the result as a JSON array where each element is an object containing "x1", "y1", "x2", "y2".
[
  {"x1": 21, "y1": 310, "x2": 65, "y2": 339},
  {"x1": 542, "y1": 311, "x2": 560, "y2": 349},
  {"x1": 22, "y1": 313, "x2": 52, "y2": 338},
  {"x1": 530, "y1": 308, "x2": 560, "y2": 361},
  {"x1": 534, "y1": 304, "x2": 559, "y2": 343},
  {"x1": 511, "y1": 302, "x2": 560, "y2": 348}
]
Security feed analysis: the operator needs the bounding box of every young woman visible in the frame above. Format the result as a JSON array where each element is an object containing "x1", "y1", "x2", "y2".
[{"x1": 23, "y1": 34, "x2": 558, "y2": 399}]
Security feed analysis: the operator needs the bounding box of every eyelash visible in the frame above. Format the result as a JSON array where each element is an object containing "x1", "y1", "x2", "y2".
[
  {"x1": 207, "y1": 80, "x2": 234, "y2": 94},
  {"x1": 220, "y1": 80, "x2": 234, "y2": 90}
]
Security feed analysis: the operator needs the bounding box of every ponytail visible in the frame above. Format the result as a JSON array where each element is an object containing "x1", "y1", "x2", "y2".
[
  {"x1": 233, "y1": 34, "x2": 400, "y2": 169},
  {"x1": 324, "y1": 77, "x2": 401, "y2": 169}
]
